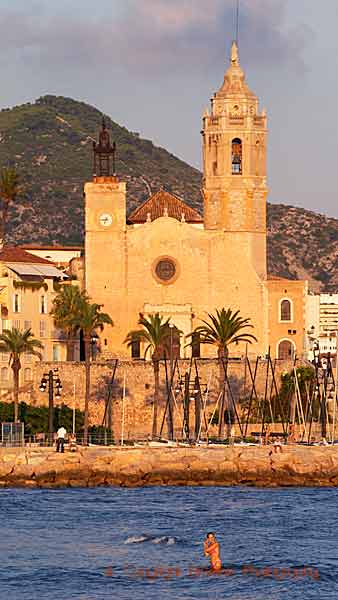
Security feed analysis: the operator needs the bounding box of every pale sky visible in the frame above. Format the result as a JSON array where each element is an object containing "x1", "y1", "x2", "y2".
[{"x1": 0, "y1": 0, "x2": 337, "y2": 217}]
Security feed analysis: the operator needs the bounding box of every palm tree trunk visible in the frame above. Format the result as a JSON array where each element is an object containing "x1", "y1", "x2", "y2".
[
  {"x1": 67, "y1": 339, "x2": 76, "y2": 361},
  {"x1": 152, "y1": 359, "x2": 159, "y2": 439},
  {"x1": 12, "y1": 362, "x2": 20, "y2": 422},
  {"x1": 84, "y1": 336, "x2": 91, "y2": 445},
  {"x1": 218, "y1": 349, "x2": 225, "y2": 439}
]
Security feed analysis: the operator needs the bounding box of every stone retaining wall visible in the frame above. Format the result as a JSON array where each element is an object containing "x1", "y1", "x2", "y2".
[
  {"x1": 1, "y1": 445, "x2": 338, "y2": 488},
  {"x1": 2, "y1": 358, "x2": 302, "y2": 440}
]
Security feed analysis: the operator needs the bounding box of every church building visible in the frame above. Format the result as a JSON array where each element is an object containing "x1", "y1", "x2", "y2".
[{"x1": 84, "y1": 42, "x2": 307, "y2": 360}]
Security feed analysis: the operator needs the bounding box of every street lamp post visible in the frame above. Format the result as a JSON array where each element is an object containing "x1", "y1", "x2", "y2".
[{"x1": 39, "y1": 369, "x2": 63, "y2": 445}]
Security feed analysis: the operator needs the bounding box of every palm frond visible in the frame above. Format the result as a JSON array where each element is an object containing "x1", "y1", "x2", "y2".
[
  {"x1": 124, "y1": 312, "x2": 172, "y2": 359},
  {"x1": 189, "y1": 307, "x2": 257, "y2": 354}
]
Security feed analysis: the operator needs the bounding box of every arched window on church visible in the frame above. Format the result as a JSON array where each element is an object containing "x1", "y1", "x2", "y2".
[
  {"x1": 232, "y1": 138, "x2": 242, "y2": 174},
  {"x1": 280, "y1": 299, "x2": 292, "y2": 322}
]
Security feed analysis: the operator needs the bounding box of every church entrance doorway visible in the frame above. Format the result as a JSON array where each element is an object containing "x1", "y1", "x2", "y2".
[{"x1": 158, "y1": 326, "x2": 181, "y2": 360}]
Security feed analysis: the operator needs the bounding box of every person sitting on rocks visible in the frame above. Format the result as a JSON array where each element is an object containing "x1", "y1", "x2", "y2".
[{"x1": 68, "y1": 433, "x2": 77, "y2": 452}]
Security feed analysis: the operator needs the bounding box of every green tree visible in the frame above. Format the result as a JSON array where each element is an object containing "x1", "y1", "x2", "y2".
[
  {"x1": 124, "y1": 313, "x2": 171, "y2": 439},
  {"x1": 279, "y1": 366, "x2": 316, "y2": 423},
  {"x1": 0, "y1": 167, "x2": 20, "y2": 247},
  {"x1": 190, "y1": 308, "x2": 257, "y2": 438},
  {"x1": 71, "y1": 300, "x2": 113, "y2": 445},
  {"x1": 51, "y1": 284, "x2": 88, "y2": 360},
  {"x1": 0, "y1": 328, "x2": 43, "y2": 422}
]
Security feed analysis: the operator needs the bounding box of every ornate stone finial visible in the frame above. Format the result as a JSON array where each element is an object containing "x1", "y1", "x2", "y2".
[
  {"x1": 163, "y1": 207, "x2": 169, "y2": 217},
  {"x1": 146, "y1": 212, "x2": 151, "y2": 223},
  {"x1": 231, "y1": 40, "x2": 239, "y2": 66}
]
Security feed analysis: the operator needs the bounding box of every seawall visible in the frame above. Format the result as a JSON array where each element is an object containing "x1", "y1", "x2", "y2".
[{"x1": 1, "y1": 445, "x2": 338, "y2": 488}]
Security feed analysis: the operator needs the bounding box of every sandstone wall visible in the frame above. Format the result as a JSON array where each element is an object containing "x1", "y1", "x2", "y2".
[
  {"x1": 2, "y1": 358, "x2": 307, "y2": 440},
  {"x1": 1, "y1": 445, "x2": 338, "y2": 488}
]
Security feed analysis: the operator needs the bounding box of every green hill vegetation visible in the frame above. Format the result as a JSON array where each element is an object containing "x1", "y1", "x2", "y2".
[
  {"x1": 0, "y1": 94, "x2": 201, "y2": 245},
  {"x1": 1, "y1": 94, "x2": 338, "y2": 291}
]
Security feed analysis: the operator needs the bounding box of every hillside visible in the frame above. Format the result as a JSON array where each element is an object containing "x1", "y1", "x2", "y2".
[{"x1": 0, "y1": 95, "x2": 337, "y2": 292}]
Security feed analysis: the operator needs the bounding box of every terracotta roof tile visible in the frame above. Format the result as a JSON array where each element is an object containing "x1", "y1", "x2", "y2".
[
  {"x1": 0, "y1": 246, "x2": 55, "y2": 265},
  {"x1": 21, "y1": 245, "x2": 83, "y2": 251},
  {"x1": 128, "y1": 189, "x2": 203, "y2": 224},
  {"x1": 267, "y1": 276, "x2": 291, "y2": 281}
]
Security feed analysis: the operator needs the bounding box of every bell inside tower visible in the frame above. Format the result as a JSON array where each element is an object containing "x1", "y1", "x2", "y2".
[{"x1": 231, "y1": 138, "x2": 242, "y2": 175}]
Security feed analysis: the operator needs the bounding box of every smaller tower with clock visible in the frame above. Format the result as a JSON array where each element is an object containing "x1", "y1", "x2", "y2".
[{"x1": 85, "y1": 120, "x2": 126, "y2": 326}]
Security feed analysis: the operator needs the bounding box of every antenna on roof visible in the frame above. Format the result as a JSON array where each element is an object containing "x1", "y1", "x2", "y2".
[{"x1": 235, "y1": 0, "x2": 240, "y2": 45}]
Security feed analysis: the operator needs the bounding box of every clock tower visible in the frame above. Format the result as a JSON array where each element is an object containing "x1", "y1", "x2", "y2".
[{"x1": 84, "y1": 121, "x2": 126, "y2": 331}]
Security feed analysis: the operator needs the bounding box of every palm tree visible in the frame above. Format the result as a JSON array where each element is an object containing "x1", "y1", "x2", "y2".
[
  {"x1": 51, "y1": 284, "x2": 88, "y2": 361},
  {"x1": 124, "y1": 313, "x2": 172, "y2": 439},
  {"x1": 190, "y1": 308, "x2": 257, "y2": 438},
  {"x1": 0, "y1": 167, "x2": 20, "y2": 248},
  {"x1": 71, "y1": 300, "x2": 113, "y2": 445},
  {"x1": 0, "y1": 328, "x2": 43, "y2": 422}
]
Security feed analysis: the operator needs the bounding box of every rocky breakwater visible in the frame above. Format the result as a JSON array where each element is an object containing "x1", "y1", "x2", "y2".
[{"x1": 1, "y1": 445, "x2": 338, "y2": 488}]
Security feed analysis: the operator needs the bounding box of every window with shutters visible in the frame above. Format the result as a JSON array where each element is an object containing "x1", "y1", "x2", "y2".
[
  {"x1": 24, "y1": 368, "x2": 32, "y2": 382},
  {"x1": 40, "y1": 321, "x2": 47, "y2": 338},
  {"x1": 13, "y1": 293, "x2": 21, "y2": 313},
  {"x1": 40, "y1": 295, "x2": 47, "y2": 314},
  {"x1": 280, "y1": 298, "x2": 292, "y2": 322},
  {"x1": 1, "y1": 320, "x2": 9, "y2": 333},
  {"x1": 1, "y1": 367, "x2": 8, "y2": 381},
  {"x1": 53, "y1": 344, "x2": 60, "y2": 361}
]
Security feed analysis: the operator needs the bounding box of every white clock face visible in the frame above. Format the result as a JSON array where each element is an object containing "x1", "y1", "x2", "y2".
[{"x1": 99, "y1": 213, "x2": 113, "y2": 227}]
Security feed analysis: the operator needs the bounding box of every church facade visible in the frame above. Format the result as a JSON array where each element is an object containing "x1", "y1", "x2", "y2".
[{"x1": 84, "y1": 42, "x2": 307, "y2": 360}]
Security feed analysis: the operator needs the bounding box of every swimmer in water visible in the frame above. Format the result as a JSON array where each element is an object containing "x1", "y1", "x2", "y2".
[{"x1": 204, "y1": 532, "x2": 222, "y2": 571}]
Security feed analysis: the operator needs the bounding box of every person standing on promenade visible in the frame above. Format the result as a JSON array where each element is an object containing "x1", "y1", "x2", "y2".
[
  {"x1": 56, "y1": 426, "x2": 67, "y2": 453},
  {"x1": 204, "y1": 532, "x2": 222, "y2": 571}
]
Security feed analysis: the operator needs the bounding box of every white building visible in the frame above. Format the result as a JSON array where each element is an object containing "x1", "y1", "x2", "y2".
[{"x1": 306, "y1": 293, "x2": 338, "y2": 359}]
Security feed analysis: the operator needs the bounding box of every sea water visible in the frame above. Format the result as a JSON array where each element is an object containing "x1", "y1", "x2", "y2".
[{"x1": 1, "y1": 486, "x2": 337, "y2": 599}]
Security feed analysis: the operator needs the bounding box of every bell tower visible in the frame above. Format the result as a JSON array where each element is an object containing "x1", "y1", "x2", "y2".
[
  {"x1": 202, "y1": 42, "x2": 268, "y2": 278},
  {"x1": 85, "y1": 120, "x2": 126, "y2": 341}
]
